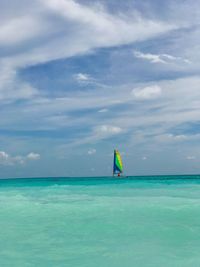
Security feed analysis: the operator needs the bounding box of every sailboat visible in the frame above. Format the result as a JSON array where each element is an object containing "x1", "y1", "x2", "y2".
[{"x1": 113, "y1": 149, "x2": 123, "y2": 177}]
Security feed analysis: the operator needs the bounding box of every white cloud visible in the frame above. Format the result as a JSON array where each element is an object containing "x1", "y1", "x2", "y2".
[
  {"x1": 0, "y1": 151, "x2": 23, "y2": 165},
  {"x1": 88, "y1": 148, "x2": 96, "y2": 155},
  {"x1": 43, "y1": 0, "x2": 175, "y2": 51},
  {"x1": 0, "y1": 0, "x2": 176, "y2": 104},
  {"x1": 74, "y1": 73, "x2": 95, "y2": 84},
  {"x1": 66, "y1": 124, "x2": 123, "y2": 147},
  {"x1": 27, "y1": 152, "x2": 40, "y2": 160},
  {"x1": 0, "y1": 0, "x2": 176, "y2": 69},
  {"x1": 186, "y1": 156, "x2": 196, "y2": 160},
  {"x1": 1, "y1": 74, "x2": 200, "y2": 145},
  {"x1": 173, "y1": 135, "x2": 187, "y2": 140},
  {"x1": 98, "y1": 108, "x2": 108, "y2": 113},
  {"x1": 0, "y1": 65, "x2": 38, "y2": 102},
  {"x1": 13, "y1": 156, "x2": 25, "y2": 165},
  {"x1": 0, "y1": 151, "x2": 40, "y2": 165},
  {"x1": 155, "y1": 134, "x2": 188, "y2": 143},
  {"x1": 132, "y1": 85, "x2": 162, "y2": 100},
  {"x1": 134, "y1": 51, "x2": 191, "y2": 64},
  {"x1": 0, "y1": 16, "x2": 46, "y2": 46},
  {"x1": 0, "y1": 151, "x2": 9, "y2": 161},
  {"x1": 74, "y1": 73, "x2": 90, "y2": 81},
  {"x1": 134, "y1": 51, "x2": 166, "y2": 64},
  {"x1": 95, "y1": 125, "x2": 122, "y2": 135},
  {"x1": 142, "y1": 156, "x2": 147, "y2": 160},
  {"x1": 1, "y1": 0, "x2": 191, "y2": 109}
]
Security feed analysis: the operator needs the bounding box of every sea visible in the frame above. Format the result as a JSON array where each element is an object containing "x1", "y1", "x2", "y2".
[{"x1": 1, "y1": 175, "x2": 200, "y2": 267}]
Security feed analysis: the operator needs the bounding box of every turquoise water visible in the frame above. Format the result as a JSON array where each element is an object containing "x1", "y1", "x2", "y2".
[{"x1": 1, "y1": 175, "x2": 200, "y2": 266}]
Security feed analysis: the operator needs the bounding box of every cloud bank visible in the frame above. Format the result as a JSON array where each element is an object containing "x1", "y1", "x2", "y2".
[
  {"x1": 0, "y1": 151, "x2": 40, "y2": 165},
  {"x1": 0, "y1": 0, "x2": 200, "y2": 176}
]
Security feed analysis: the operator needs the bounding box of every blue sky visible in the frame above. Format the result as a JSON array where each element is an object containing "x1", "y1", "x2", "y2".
[{"x1": 0, "y1": 0, "x2": 200, "y2": 177}]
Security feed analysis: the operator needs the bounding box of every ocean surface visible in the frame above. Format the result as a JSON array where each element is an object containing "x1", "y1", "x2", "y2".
[{"x1": 1, "y1": 175, "x2": 200, "y2": 267}]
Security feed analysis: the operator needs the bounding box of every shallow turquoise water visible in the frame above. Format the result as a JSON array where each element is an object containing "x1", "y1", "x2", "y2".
[{"x1": 1, "y1": 175, "x2": 200, "y2": 266}]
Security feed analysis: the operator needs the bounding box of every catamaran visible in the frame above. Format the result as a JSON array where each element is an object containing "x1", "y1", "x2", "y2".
[{"x1": 113, "y1": 149, "x2": 123, "y2": 177}]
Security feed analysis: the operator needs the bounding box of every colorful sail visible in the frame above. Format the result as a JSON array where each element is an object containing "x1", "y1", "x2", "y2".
[{"x1": 113, "y1": 149, "x2": 123, "y2": 176}]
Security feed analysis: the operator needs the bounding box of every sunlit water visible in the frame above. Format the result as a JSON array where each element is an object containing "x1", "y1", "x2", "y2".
[{"x1": 1, "y1": 176, "x2": 200, "y2": 267}]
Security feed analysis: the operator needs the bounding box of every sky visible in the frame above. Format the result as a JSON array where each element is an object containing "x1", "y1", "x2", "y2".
[{"x1": 0, "y1": 0, "x2": 200, "y2": 178}]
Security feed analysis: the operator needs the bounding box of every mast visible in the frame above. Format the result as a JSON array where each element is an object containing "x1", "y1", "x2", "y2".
[{"x1": 113, "y1": 149, "x2": 116, "y2": 176}]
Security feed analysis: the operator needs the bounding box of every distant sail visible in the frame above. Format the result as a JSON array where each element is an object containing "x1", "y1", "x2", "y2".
[{"x1": 113, "y1": 149, "x2": 123, "y2": 176}]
